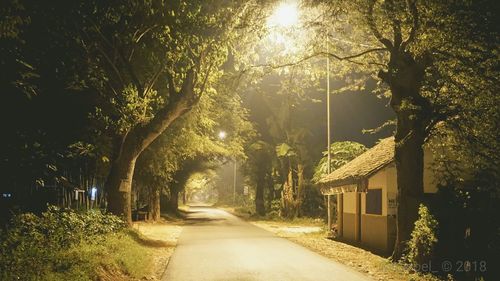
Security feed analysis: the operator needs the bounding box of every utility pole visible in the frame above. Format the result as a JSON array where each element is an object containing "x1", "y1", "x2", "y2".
[
  {"x1": 233, "y1": 159, "x2": 237, "y2": 205},
  {"x1": 326, "y1": 35, "x2": 333, "y2": 231}
]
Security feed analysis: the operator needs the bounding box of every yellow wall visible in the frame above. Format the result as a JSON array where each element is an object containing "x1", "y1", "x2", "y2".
[
  {"x1": 361, "y1": 167, "x2": 391, "y2": 216},
  {"x1": 343, "y1": 213, "x2": 356, "y2": 241},
  {"x1": 343, "y1": 191, "x2": 357, "y2": 214},
  {"x1": 339, "y1": 148, "x2": 438, "y2": 253},
  {"x1": 342, "y1": 191, "x2": 358, "y2": 241},
  {"x1": 361, "y1": 214, "x2": 388, "y2": 252}
]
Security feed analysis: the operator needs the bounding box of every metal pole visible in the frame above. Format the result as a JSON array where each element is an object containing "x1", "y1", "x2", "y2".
[
  {"x1": 233, "y1": 159, "x2": 237, "y2": 205},
  {"x1": 326, "y1": 34, "x2": 332, "y2": 231}
]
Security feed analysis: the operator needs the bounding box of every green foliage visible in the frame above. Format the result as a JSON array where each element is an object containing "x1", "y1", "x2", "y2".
[
  {"x1": 275, "y1": 142, "x2": 297, "y2": 158},
  {"x1": 0, "y1": 206, "x2": 125, "y2": 280},
  {"x1": 313, "y1": 141, "x2": 367, "y2": 182},
  {"x1": 267, "y1": 199, "x2": 282, "y2": 219},
  {"x1": 403, "y1": 204, "x2": 438, "y2": 268},
  {"x1": 430, "y1": 176, "x2": 500, "y2": 280},
  {"x1": 300, "y1": 182, "x2": 326, "y2": 218},
  {"x1": 0, "y1": 0, "x2": 30, "y2": 40}
]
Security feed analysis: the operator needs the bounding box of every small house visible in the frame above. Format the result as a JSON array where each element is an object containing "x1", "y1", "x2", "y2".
[{"x1": 319, "y1": 137, "x2": 438, "y2": 254}]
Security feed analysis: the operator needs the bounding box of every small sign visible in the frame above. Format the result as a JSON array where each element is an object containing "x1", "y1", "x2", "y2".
[{"x1": 387, "y1": 192, "x2": 397, "y2": 216}]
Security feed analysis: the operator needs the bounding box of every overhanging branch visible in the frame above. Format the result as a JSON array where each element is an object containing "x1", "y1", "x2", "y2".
[
  {"x1": 249, "y1": 47, "x2": 387, "y2": 69},
  {"x1": 368, "y1": 0, "x2": 394, "y2": 49},
  {"x1": 401, "y1": 0, "x2": 419, "y2": 50}
]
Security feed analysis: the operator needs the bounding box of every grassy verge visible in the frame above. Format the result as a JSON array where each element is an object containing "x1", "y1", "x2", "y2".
[
  {"x1": 49, "y1": 229, "x2": 159, "y2": 281},
  {"x1": 34, "y1": 227, "x2": 179, "y2": 281},
  {"x1": 0, "y1": 208, "x2": 182, "y2": 281}
]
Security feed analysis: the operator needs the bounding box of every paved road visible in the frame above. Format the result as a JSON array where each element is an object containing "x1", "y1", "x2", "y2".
[{"x1": 162, "y1": 207, "x2": 371, "y2": 281}]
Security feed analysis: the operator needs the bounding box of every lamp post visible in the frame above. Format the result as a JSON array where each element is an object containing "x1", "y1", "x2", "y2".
[
  {"x1": 269, "y1": 2, "x2": 334, "y2": 230},
  {"x1": 326, "y1": 35, "x2": 333, "y2": 231},
  {"x1": 218, "y1": 130, "x2": 237, "y2": 205}
]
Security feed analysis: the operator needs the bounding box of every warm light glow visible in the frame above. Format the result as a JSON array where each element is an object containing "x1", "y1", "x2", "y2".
[
  {"x1": 218, "y1": 131, "x2": 227, "y2": 140},
  {"x1": 267, "y1": 2, "x2": 299, "y2": 28}
]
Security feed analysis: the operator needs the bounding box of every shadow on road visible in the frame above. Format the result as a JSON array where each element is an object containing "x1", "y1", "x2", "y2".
[{"x1": 183, "y1": 217, "x2": 226, "y2": 225}]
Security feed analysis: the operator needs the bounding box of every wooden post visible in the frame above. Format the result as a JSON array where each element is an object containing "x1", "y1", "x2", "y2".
[
  {"x1": 355, "y1": 192, "x2": 361, "y2": 242},
  {"x1": 327, "y1": 195, "x2": 332, "y2": 230},
  {"x1": 338, "y1": 193, "x2": 343, "y2": 237}
]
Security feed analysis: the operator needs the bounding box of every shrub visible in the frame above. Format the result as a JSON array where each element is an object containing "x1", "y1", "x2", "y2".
[
  {"x1": 266, "y1": 199, "x2": 281, "y2": 219},
  {"x1": 300, "y1": 183, "x2": 326, "y2": 218},
  {"x1": 404, "y1": 204, "x2": 438, "y2": 268},
  {"x1": 0, "y1": 206, "x2": 125, "y2": 280}
]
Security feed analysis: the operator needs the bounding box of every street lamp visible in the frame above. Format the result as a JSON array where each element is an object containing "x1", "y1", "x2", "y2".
[
  {"x1": 267, "y1": 1, "x2": 299, "y2": 28},
  {"x1": 326, "y1": 38, "x2": 333, "y2": 231},
  {"x1": 218, "y1": 130, "x2": 237, "y2": 205},
  {"x1": 268, "y1": 2, "x2": 334, "y2": 229},
  {"x1": 218, "y1": 130, "x2": 227, "y2": 140}
]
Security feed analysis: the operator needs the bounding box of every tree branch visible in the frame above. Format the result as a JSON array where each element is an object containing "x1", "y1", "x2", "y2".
[
  {"x1": 386, "y1": 0, "x2": 403, "y2": 47},
  {"x1": 127, "y1": 68, "x2": 197, "y2": 158},
  {"x1": 367, "y1": 0, "x2": 394, "y2": 49},
  {"x1": 249, "y1": 48, "x2": 387, "y2": 70},
  {"x1": 89, "y1": 20, "x2": 144, "y2": 96},
  {"x1": 166, "y1": 71, "x2": 177, "y2": 97},
  {"x1": 116, "y1": 47, "x2": 144, "y2": 96},
  {"x1": 401, "y1": 0, "x2": 419, "y2": 50},
  {"x1": 144, "y1": 65, "x2": 164, "y2": 97},
  {"x1": 133, "y1": 24, "x2": 159, "y2": 43}
]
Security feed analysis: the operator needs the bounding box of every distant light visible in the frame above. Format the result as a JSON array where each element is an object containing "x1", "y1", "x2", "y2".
[
  {"x1": 218, "y1": 131, "x2": 227, "y2": 140},
  {"x1": 2, "y1": 193, "x2": 12, "y2": 198},
  {"x1": 90, "y1": 187, "x2": 97, "y2": 201},
  {"x1": 267, "y1": 1, "x2": 299, "y2": 28}
]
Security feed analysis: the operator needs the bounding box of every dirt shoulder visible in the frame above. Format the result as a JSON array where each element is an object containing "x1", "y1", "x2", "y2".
[
  {"x1": 223, "y1": 206, "x2": 441, "y2": 281},
  {"x1": 130, "y1": 219, "x2": 183, "y2": 280}
]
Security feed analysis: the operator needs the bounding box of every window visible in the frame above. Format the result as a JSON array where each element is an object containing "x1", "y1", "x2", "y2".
[{"x1": 366, "y1": 188, "x2": 382, "y2": 215}]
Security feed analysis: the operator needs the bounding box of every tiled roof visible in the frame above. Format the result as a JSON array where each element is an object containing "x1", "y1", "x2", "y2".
[{"x1": 319, "y1": 137, "x2": 395, "y2": 191}]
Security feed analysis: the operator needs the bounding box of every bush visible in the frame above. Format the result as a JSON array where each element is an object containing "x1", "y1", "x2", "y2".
[
  {"x1": 300, "y1": 183, "x2": 326, "y2": 218},
  {"x1": 404, "y1": 204, "x2": 438, "y2": 268},
  {"x1": 0, "y1": 206, "x2": 125, "y2": 280},
  {"x1": 266, "y1": 199, "x2": 281, "y2": 219}
]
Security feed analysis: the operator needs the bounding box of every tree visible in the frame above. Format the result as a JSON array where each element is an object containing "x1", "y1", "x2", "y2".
[
  {"x1": 134, "y1": 72, "x2": 254, "y2": 218},
  {"x1": 312, "y1": 141, "x2": 367, "y2": 182},
  {"x1": 1, "y1": 1, "x2": 109, "y2": 214},
  {"x1": 306, "y1": 0, "x2": 498, "y2": 259},
  {"x1": 70, "y1": 0, "x2": 265, "y2": 224},
  {"x1": 243, "y1": 140, "x2": 275, "y2": 215}
]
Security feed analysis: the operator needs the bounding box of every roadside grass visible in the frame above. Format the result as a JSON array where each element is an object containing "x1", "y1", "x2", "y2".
[
  {"x1": 48, "y1": 229, "x2": 157, "y2": 281},
  {"x1": 0, "y1": 208, "x2": 182, "y2": 281}
]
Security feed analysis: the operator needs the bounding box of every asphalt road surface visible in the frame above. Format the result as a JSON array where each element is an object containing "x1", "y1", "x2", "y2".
[{"x1": 162, "y1": 207, "x2": 371, "y2": 281}]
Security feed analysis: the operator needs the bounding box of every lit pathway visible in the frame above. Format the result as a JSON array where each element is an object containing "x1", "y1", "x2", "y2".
[{"x1": 162, "y1": 207, "x2": 371, "y2": 281}]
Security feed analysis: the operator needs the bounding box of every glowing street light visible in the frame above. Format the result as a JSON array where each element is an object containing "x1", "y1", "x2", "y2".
[
  {"x1": 218, "y1": 130, "x2": 227, "y2": 140},
  {"x1": 217, "y1": 130, "x2": 237, "y2": 205},
  {"x1": 267, "y1": 2, "x2": 334, "y2": 230},
  {"x1": 267, "y1": 1, "x2": 299, "y2": 28}
]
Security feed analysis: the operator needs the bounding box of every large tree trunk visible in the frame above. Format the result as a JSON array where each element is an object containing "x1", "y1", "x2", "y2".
[
  {"x1": 392, "y1": 126, "x2": 425, "y2": 259},
  {"x1": 380, "y1": 50, "x2": 432, "y2": 260},
  {"x1": 281, "y1": 168, "x2": 295, "y2": 218},
  {"x1": 148, "y1": 187, "x2": 161, "y2": 221},
  {"x1": 105, "y1": 153, "x2": 137, "y2": 224},
  {"x1": 296, "y1": 163, "x2": 305, "y2": 217},
  {"x1": 167, "y1": 186, "x2": 179, "y2": 214},
  {"x1": 106, "y1": 70, "x2": 197, "y2": 224}
]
